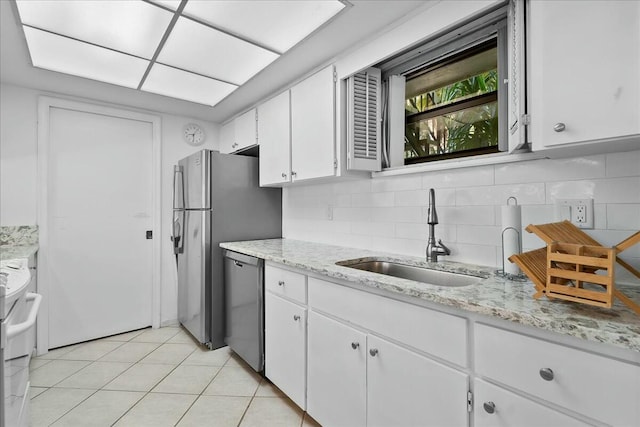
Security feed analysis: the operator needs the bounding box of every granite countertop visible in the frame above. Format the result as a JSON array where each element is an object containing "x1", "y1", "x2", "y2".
[
  {"x1": 1, "y1": 225, "x2": 39, "y2": 261},
  {"x1": 220, "y1": 238, "x2": 640, "y2": 353},
  {"x1": 0, "y1": 244, "x2": 38, "y2": 261}
]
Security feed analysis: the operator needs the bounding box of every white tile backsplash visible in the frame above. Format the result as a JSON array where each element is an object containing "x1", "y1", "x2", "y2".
[
  {"x1": 607, "y1": 204, "x2": 640, "y2": 230},
  {"x1": 494, "y1": 155, "x2": 606, "y2": 184},
  {"x1": 421, "y1": 166, "x2": 494, "y2": 188},
  {"x1": 282, "y1": 150, "x2": 640, "y2": 269},
  {"x1": 605, "y1": 150, "x2": 640, "y2": 177}
]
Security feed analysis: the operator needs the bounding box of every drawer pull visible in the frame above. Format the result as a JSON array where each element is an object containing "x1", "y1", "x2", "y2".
[
  {"x1": 351, "y1": 342, "x2": 359, "y2": 350},
  {"x1": 539, "y1": 368, "x2": 554, "y2": 381},
  {"x1": 369, "y1": 348, "x2": 379, "y2": 357},
  {"x1": 483, "y1": 401, "x2": 496, "y2": 414},
  {"x1": 293, "y1": 314, "x2": 301, "y2": 321},
  {"x1": 278, "y1": 281, "x2": 285, "y2": 286}
]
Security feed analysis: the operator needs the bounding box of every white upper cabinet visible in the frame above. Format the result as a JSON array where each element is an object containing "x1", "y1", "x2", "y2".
[
  {"x1": 258, "y1": 91, "x2": 291, "y2": 186},
  {"x1": 528, "y1": 0, "x2": 640, "y2": 149},
  {"x1": 233, "y1": 108, "x2": 257, "y2": 151},
  {"x1": 219, "y1": 108, "x2": 257, "y2": 154},
  {"x1": 290, "y1": 65, "x2": 336, "y2": 182},
  {"x1": 219, "y1": 120, "x2": 234, "y2": 154}
]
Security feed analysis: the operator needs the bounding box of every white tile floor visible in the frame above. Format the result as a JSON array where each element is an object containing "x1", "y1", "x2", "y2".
[{"x1": 28, "y1": 326, "x2": 321, "y2": 427}]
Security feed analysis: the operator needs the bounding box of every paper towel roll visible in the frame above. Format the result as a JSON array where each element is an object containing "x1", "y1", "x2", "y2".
[{"x1": 501, "y1": 200, "x2": 522, "y2": 275}]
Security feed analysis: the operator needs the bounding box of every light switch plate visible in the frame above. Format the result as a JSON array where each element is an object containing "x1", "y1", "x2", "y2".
[{"x1": 554, "y1": 199, "x2": 594, "y2": 229}]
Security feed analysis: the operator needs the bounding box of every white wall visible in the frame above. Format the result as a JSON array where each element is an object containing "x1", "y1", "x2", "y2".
[
  {"x1": 282, "y1": 151, "x2": 640, "y2": 281},
  {"x1": 0, "y1": 82, "x2": 220, "y2": 325}
]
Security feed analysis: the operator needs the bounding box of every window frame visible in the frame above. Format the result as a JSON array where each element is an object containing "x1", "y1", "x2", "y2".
[{"x1": 379, "y1": 8, "x2": 509, "y2": 168}]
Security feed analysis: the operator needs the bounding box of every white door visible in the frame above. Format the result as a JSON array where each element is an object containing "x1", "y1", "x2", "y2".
[
  {"x1": 529, "y1": 0, "x2": 640, "y2": 148},
  {"x1": 264, "y1": 293, "x2": 307, "y2": 409},
  {"x1": 290, "y1": 65, "x2": 336, "y2": 182},
  {"x1": 367, "y1": 335, "x2": 469, "y2": 427},
  {"x1": 258, "y1": 91, "x2": 291, "y2": 186},
  {"x1": 306, "y1": 311, "x2": 366, "y2": 427},
  {"x1": 47, "y1": 106, "x2": 154, "y2": 348},
  {"x1": 233, "y1": 108, "x2": 257, "y2": 151}
]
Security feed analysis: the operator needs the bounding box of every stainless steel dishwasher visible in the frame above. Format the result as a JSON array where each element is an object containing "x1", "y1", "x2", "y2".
[{"x1": 223, "y1": 250, "x2": 264, "y2": 372}]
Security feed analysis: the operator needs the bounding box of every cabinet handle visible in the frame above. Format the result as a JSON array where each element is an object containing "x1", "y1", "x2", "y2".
[
  {"x1": 369, "y1": 348, "x2": 378, "y2": 357},
  {"x1": 351, "y1": 342, "x2": 359, "y2": 350},
  {"x1": 539, "y1": 368, "x2": 554, "y2": 381},
  {"x1": 553, "y1": 123, "x2": 566, "y2": 132},
  {"x1": 291, "y1": 171, "x2": 297, "y2": 177},
  {"x1": 293, "y1": 314, "x2": 301, "y2": 321},
  {"x1": 278, "y1": 281, "x2": 284, "y2": 286},
  {"x1": 281, "y1": 173, "x2": 287, "y2": 179},
  {"x1": 483, "y1": 402, "x2": 496, "y2": 414},
  {"x1": 232, "y1": 142, "x2": 238, "y2": 148}
]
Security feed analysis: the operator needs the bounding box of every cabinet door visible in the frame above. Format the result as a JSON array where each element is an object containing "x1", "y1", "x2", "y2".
[
  {"x1": 367, "y1": 335, "x2": 469, "y2": 427},
  {"x1": 307, "y1": 311, "x2": 366, "y2": 427},
  {"x1": 264, "y1": 293, "x2": 306, "y2": 409},
  {"x1": 219, "y1": 120, "x2": 235, "y2": 154},
  {"x1": 529, "y1": 1, "x2": 640, "y2": 148},
  {"x1": 474, "y1": 379, "x2": 589, "y2": 427},
  {"x1": 234, "y1": 108, "x2": 257, "y2": 151},
  {"x1": 290, "y1": 65, "x2": 336, "y2": 182},
  {"x1": 258, "y1": 91, "x2": 291, "y2": 186}
]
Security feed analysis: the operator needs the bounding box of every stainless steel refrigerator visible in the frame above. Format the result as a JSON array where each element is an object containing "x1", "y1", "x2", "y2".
[{"x1": 172, "y1": 150, "x2": 281, "y2": 349}]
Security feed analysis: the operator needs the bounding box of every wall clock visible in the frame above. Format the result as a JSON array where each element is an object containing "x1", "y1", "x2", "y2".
[{"x1": 183, "y1": 123, "x2": 205, "y2": 146}]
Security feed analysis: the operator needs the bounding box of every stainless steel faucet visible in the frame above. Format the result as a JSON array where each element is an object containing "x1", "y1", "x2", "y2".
[{"x1": 426, "y1": 188, "x2": 451, "y2": 262}]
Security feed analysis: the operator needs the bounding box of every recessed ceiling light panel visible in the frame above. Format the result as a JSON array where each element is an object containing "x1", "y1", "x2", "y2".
[
  {"x1": 147, "y1": 0, "x2": 182, "y2": 12},
  {"x1": 183, "y1": 0, "x2": 346, "y2": 53},
  {"x1": 142, "y1": 63, "x2": 238, "y2": 106},
  {"x1": 16, "y1": 0, "x2": 174, "y2": 59},
  {"x1": 23, "y1": 27, "x2": 149, "y2": 89},
  {"x1": 157, "y1": 17, "x2": 279, "y2": 85}
]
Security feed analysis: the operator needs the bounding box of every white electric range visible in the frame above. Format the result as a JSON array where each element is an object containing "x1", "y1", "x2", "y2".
[{"x1": 1, "y1": 258, "x2": 41, "y2": 427}]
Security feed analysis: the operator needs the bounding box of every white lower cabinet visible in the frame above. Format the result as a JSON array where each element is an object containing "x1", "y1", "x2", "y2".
[
  {"x1": 474, "y1": 323, "x2": 640, "y2": 426},
  {"x1": 263, "y1": 263, "x2": 640, "y2": 427},
  {"x1": 367, "y1": 335, "x2": 468, "y2": 427},
  {"x1": 264, "y1": 292, "x2": 307, "y2": 410},
  {"x1": 307, "y1": 311, "x2": 367, "y2": 427},
  {"x1": 306, "y1": 277, "x2": 469, "y2": 427},
  {"x1": 473, "y1": 379, "x2": 589, "y2": 427}
]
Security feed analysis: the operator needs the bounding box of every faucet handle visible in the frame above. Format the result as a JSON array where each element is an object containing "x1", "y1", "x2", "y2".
[{"x1": 438, "y1": 239, "x2": 451, "y2": 255}]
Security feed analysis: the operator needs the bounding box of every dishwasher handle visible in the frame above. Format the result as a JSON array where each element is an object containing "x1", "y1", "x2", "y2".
[{"x1": 223, "y1": 250, "x2": 261, "y2": 267}]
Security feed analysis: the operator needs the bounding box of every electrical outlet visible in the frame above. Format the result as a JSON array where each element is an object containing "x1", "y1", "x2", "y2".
[{"x1": 554, "y1": 199, "x2": 594, "y2": 229}]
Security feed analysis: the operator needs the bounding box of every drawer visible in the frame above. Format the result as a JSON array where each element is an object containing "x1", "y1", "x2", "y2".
[
  {"x1": 474, "y1": 323, "x2": 640, "y2": 426},
  {"x1": 265, "y1": 264, "x2": 307, "y2": 304},
  {"x1": 308, "y1": 277, "x2": 467, "y2": 367},
  {"x1": 474, "y1": 379, "x2": 589, "y2": 427}
]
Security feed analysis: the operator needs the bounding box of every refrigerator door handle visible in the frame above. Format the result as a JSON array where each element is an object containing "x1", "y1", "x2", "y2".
[
  {"x1": 173, "y1": 165, "x2": 185, "y2": 210},
  {"x1": 172, "y1": 211, "x2": 185, "y2": 254}
]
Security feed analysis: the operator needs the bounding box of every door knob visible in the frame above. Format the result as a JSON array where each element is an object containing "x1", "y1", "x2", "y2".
[
  {"x1": 369, "y1": 348, "x2": 378, "y2": 357},
  {"x1": 293, "y1": 314, "x2": 300, "y2": 321},
  {"x1": 351, "y1": 342, "x2": 359, "y2": 350},
  {"x1": 278, "y1": 281, "x2": 285, "y2": 286},
  {"x1": 553, "y1": 122, "x2": 566, "y2": 132}
]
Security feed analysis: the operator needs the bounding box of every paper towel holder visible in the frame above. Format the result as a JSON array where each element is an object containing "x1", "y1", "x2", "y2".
[{"x1": 498, "y1": 197, "x2": 527, "y2": 280}]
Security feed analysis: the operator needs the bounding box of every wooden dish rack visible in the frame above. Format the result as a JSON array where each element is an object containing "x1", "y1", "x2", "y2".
[{"x1": 509, "y1": 220, "x2": 640, "y2": 315}]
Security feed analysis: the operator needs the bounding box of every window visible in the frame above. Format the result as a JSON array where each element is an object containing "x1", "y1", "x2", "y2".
[
  {"x1": 404, "y1": 40, "x2": 499, "y2": 163},
  {"x1": 379, "y1": 8, "x2": 508, "y2": 167}
]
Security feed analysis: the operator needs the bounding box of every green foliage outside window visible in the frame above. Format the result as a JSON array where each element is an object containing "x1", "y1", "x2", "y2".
[{"x1": 405, "y1": 69, "x2": 499, "y2": 162}]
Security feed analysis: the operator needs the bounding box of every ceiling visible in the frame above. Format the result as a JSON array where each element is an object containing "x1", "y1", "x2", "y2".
[{"x1": 0, "y1": 0, "x2": 429, "y2": 123}]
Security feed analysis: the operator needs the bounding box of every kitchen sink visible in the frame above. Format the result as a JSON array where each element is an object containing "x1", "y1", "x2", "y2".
[{"x1": 336, "y1": 259, "x2": 482, "y2": 287}]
